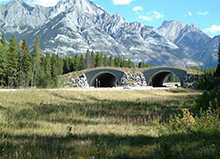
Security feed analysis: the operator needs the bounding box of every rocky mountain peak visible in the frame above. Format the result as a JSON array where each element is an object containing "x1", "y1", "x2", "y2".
[
  {"x1": 0, "y1": 1, "x2": 51, "y2": 32},
  {"x1": 49, "y1": 0, "x2": 105, "y2": 19},
  {"x1": 157, "y1": 20, "x2": 187, "y2": 42},
  {"x1": 0, "y1": 0, "x2": 218, "y2": 67},
  {"x1": 188, "y1": 23, "x2": 203, "y2": 33},
  {"x1": 3, "y1": 0, "x2": 22, "y2": 10},
  {"x1": 190, "y1": 23, "x2": 196, "y2": 28}
]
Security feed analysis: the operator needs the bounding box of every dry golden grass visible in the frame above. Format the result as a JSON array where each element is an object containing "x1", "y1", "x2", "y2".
[{"x1": 0, "y1": 88, "x2": 202, "y2": 158}]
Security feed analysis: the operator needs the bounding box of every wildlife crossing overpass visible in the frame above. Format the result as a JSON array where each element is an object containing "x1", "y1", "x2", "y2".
[{"x1": 85, "y1": 67, "x2": 187, "y2": 87}]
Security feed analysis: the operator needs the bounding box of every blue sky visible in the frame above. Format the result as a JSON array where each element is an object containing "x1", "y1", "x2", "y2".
[{"x1": 1, "y1": 0, "x2": 220, "y2": 37}]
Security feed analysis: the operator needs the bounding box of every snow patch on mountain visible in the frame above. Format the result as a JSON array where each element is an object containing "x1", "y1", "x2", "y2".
[{"x1": 54, "y1": 34, "x2": 84, "y2": 43}]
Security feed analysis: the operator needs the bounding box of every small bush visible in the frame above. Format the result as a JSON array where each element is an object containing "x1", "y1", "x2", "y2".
[
  {"x1": 192, "y1": 86, "x2": 220, "y2": 113},
  {"x1": 194, "y1": 108, "x2": 219, "y2": 133},
  {"x1": 165, "y1": 109, "x2": 196, "y2": 134},
  {"x1": 196, "y1": 76, "x2": 214, "y2": 90},
  {"x1": 159, "y1": 108, "x2": 219, "y2": 135},
  {"x1": 156, "y1": 107, "x2": 220, "y2": 158}
]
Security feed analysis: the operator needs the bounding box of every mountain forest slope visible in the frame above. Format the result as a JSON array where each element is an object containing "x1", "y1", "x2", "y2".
[{"x1": 0, "y1": 0, "x2": 219, "y2": 68}]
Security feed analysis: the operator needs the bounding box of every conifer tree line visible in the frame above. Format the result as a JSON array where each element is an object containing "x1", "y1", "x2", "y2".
[
  {"x1": 63, "y1": 49, "x2": 152, "y2": 75},
  {"x1": 1, "y1": 35, "x2": 219, "y2": 88},
  {"x1": 0, "y1": 35, "x2": 63, "y2": 88},
  {"x1": 0, "y1": 35, "x2": 151, "y2": 88}
]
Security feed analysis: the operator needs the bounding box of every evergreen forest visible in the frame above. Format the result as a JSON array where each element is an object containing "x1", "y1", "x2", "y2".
[
  {"x1": 0, "y1": 35, "x2": 218, "y2": 88},
  {"x1": 0, "y1": 35, "x2": 152, "y2": 88}
]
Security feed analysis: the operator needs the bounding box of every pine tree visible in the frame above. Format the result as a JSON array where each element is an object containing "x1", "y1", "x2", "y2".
[
  {"x1": 79, "y1": 54, "x2": 84, "y2": 70},
  {"x1": 18, "y1": 39, "x2": 33, "y2": 87},
  {"x1": 56, "y1": 54, "x2": 64, "y2": 75},
  {"x1": 69, "y1": 56, "x2": 75, "y2": 72},
  {"x1": 0, "y1": 34, "x2": 7, "y2": 47},
  {"x1": 90, "y1": 50, "x2": 95, "y2": 68},
  {"x1": 121, "y1": 59, "x2": 127, "y2": 68},
  {"x1": 100, "y1": 51, "x2": 104, "y2": 67},
  {"x1": 127, "y1": 59, "x2": 134, "y2": 68},
  {"x1": 74, "y1": 55, "x2": 81, "y2": 71},
  {"x1": 32, "y1": 36, "x2": 43, "y2": 87},
  {"x1": 114, "y1": 57, "x2": 121, "y2": 67},
  {"x1": 85, "y1": 49, "x2": 92, "y2": 69},
  {"x1": 103, "y1": 54, "x2": 108, "y2": 67},
  {"x1": 215, "y1": 41, "x2": 220, "y2": 77},
  {"x1": 7, "y1": 35, "x2": 18, "y2": 88},
  {"x1": 85, "y1": 49, "x2": 95, "y2": 69},
  {"x1": 138, "y1": 61, "x2": 143, "y2": 68},
  {"x1": 109, "y1": 55, "x2": 114, "y2": 67},
  {"x1": 0, "y1": 35, "x2": 8, "y2": 86},
  {"x1": 0, "y1": 43, "x2": 7, "y2": 86},
  {"x1": 51, "y1": 53, "x2": 58, "y2": 87},
  {"x1": 95, "y1": 51, "x2": 102, "y2": 67},
  {"x1": 63, "y1": 56, "x2": 70, "y2": 74},
  {"x1": 37, "y1": 56, "x2": 46, "y2": 88},
  {"x1": 18, "y1": 40, "x2": 23, "y2": 57},
  {"x1": 44, "y1": 52, "x2": 52, "y2": 87}
]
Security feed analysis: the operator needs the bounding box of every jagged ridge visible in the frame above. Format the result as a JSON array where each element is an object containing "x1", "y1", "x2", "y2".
[{"x1": 0, "y1": 0, "x2": 218, "y2": 67}]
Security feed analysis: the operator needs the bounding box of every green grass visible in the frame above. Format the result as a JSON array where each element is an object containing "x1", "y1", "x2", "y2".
[{"x1": 0, "y1": 88, "x2": 219, "y2": 158}]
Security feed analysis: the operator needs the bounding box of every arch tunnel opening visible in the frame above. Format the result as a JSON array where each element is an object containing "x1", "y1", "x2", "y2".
[
  {"x1": 149, "y1": 71, "x2": 181, "y2": 87},
  {"x1": 91, "y1": 72, "x2": 119, "y2": 88}
]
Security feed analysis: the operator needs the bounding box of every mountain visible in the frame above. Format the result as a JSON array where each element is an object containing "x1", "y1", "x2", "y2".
[
  {"x1": 157, "y1": 20, "x2": 217, "y2": 67},
  {"x1": 0, "y1": 0, "x2": 218, "y2": 68},
  {"x1": 0, "y1": 0, "x2": 50, "y2": 32},
  {"x1": 196, "y1": 35, "x2": 220, "y2": 67}
]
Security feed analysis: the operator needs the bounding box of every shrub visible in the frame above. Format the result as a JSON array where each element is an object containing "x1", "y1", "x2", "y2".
[
  {"x1": 194, "y1": 108, "x2": 219, "y2": 133},
  {"x1": 158, "y1": 108, "x2": 219, "y2": 135},
  {"x1": 196, "y1": 76, "x2": 214, "y2": 90},
  {"x1": 192, "y1": 86, "x2": 220, "y2": 113}
]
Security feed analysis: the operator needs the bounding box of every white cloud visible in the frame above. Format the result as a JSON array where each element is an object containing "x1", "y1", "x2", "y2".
[
  {"x1": 184, "y1": 11, "x2": 192, "y2": 17},
  {"x1": 138, "y1": 15, "x2": 152, "y2": 21},
  {"x1": 133, "y1": 6, "x2": 143, "y2": 12},
  {"x1": 138, "y1": 11, "x2": 164, "y2": 22},
  {"x1": 112, "y1": 0, "x2": 135, "y2": 5},
  {"x1": 188, "y1": 11, "x2": 192, "y2": 16},
  {"x1": 33, "y1": 0, "x2": 59, "y2": 7},
  {"x1": 197, "y1": 11, "x2": 209, "y2": 16},
  {"x1": 204, "y1": 25, "x2": 220, "y2": 33},
  {"x1": 153, "y1": 11, "x2": 164, "y2": 19}
]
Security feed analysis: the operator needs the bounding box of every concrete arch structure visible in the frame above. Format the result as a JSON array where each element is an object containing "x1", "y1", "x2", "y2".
[
  {"x1": 142, "y1": 67, "x2": 187, "y2": 87},
  {"x1": 85, "y1": 69, "x2": 125, "y2": 87},
  {"x1": 84, "y1": 67, "x2": 187, "y2": 88}
]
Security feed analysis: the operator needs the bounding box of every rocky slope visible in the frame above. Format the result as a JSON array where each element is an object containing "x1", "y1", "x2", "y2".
[
  {"x1": 157, "y1": 20, "x2": 214, "y2": 67},
  {"x1": 0, "y1": 0, "x2": 218, "y2": 67}
]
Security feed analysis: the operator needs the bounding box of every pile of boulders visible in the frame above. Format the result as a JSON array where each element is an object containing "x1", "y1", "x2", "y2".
[
  {"x1": 69, "y1": 72, "x2": 208, "y2": 88},
  {"x1": 68, "y1": 74, "x2": 89, "y2": 88},
  {"x1": 182, "y1": 73, "x2": 203, "y2": 88},
  {"x1": 121, "y1": 72, "x2": 147, "y2": 86}
]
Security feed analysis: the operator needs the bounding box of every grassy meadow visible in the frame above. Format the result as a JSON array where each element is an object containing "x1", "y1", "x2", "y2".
[{"x1": 0, "y1": 88, "x2": 219, "y2": 158}]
